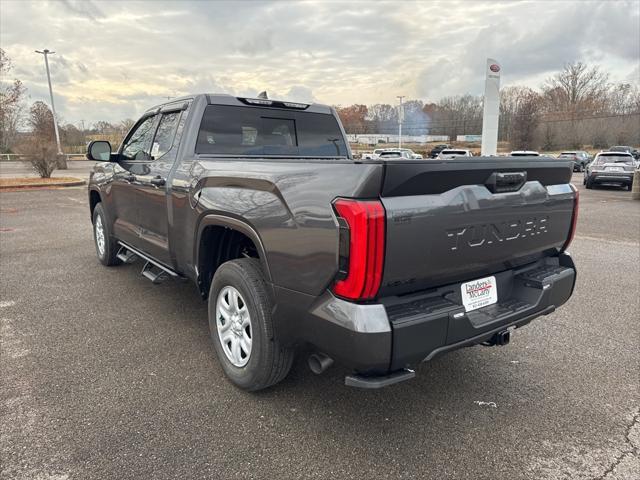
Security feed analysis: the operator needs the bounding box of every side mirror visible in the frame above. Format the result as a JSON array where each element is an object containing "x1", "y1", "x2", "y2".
[{"x1": 87, "y1": 140, "x2": 112, "y2": 161}]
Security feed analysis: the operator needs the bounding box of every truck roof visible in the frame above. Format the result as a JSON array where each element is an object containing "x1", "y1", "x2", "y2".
[{"x1": 144, "y1": 93, "x2": 333, "y2": 115}]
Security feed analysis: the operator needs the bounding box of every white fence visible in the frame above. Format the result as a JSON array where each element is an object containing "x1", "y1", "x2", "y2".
[
  {"x1": 456, "y1": 135, "x2": 482, "y2": 142},
  {"x1": 346, "y1": 134, "x2": 450, "y2": 145},
  {"x1": 0, "y1": 153, "x2": 86, "y2": 162}
]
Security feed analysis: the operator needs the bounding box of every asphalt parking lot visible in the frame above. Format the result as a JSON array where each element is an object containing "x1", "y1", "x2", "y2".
[{"x1": 1, "y1": 175, "x2": 638, "y2": 480}]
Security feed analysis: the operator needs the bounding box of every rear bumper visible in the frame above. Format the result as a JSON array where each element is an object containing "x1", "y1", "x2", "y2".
[
  {"x1": 590, "y1": 173, "x2": 633, "y2": 185},
  {"x1": 281, "y1": 253, "x2": 576, "y2": 378}
]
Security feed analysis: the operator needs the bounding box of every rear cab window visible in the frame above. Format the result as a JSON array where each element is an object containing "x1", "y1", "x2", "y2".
[{"x1": 196, "y1": 105, "x2": 348, "y2": 157}]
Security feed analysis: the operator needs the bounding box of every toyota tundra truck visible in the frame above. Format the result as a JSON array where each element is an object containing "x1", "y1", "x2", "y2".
[{"x1": 86, "y1": 94, "x2": 578, "y2": 390}]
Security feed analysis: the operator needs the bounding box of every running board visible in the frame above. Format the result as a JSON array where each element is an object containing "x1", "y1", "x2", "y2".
[{"x1": 116, "y1": 241, "x2": 180, "y2": 284}]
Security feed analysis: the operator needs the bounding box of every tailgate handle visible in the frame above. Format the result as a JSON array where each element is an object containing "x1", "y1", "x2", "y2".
[{"x1": 485, "y1": 171, "x2": 527, "y2": 193}]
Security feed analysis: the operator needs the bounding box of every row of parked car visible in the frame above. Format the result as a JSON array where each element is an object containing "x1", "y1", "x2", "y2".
[
  {"x1": 507, "y1": 147, "x2": 639, "y2": 191},
  {"x1": 359, "y1": 145, "x2": 639, "y2": 191}
]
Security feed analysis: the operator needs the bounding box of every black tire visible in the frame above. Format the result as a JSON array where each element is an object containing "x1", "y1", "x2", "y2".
[
  {"x1": 92, "y1": 203, "x2": 121, "y2": 266},
  {"x1": 585, "y1": 177, "x2": 594, "y2": 189},
  {"x1": 208, "y1": 258, "x2": 294, "y2": 391},
  {"x1": 627, "y1": 184, "x2": 633, "y2": 191}
]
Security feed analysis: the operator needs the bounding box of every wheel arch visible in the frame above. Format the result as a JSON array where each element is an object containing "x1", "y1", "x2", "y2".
[
  {"x1": 89, "y1": 188, "x2": 102, "y2": 221},
  {"x1": 195, "y1": 214, "x2": 272, "y2": 298}
]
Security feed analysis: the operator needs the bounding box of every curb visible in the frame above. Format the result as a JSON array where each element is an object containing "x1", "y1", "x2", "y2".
[{"x1": 0, "y1": 179, "x2": 86, "y2": 190}]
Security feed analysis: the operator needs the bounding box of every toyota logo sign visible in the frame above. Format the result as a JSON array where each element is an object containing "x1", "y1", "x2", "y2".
[{"x1": 490, "y1": 64, "x2": 500, "y2": 73}]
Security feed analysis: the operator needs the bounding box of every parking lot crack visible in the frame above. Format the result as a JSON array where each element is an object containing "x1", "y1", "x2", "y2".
[{"x1": 593, "y1": 409, "x2": 640, "y2": 480}]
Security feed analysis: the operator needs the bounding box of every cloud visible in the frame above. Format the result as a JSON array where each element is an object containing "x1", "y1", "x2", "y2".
[
  {"x1": 58, "y1": 0, "x2": 105, "y2": 21},
  {"x1": 1, "y1": 0, "x2": 638, "y2": 123}
]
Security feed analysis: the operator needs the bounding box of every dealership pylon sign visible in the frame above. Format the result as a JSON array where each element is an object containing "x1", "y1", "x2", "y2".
[{"x1": 481, "y1": 58, "x2": 501, "y2": 156}]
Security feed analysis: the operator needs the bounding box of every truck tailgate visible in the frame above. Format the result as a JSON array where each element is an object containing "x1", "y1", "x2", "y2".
[{"x1": 378, "y1": 158, "x2": 575, "y2": 297}]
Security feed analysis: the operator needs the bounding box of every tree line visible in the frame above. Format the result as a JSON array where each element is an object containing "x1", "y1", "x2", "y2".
[{"x1": 336, "y1": 62, "x2": 640, "y2": 150}]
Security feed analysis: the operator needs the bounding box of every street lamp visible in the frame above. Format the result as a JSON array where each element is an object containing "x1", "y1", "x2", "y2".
[
  {"x1": 397, "y1": 95, "x2": 405, "y2": 149},
  {"x1": 35, "y1": 49, "x2": 63, "y2": 155}
]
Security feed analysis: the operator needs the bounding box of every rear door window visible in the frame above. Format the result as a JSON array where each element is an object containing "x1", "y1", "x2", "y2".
[{"x1": 196, "y1": 105, "x2": 348, "y2": 157}]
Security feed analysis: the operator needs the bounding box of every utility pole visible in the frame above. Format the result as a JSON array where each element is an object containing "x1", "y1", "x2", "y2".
[
  {"x1": 80, "y1": 119, "x2": 86, "y2": 146},
  {"x1": 397, "y1": 95, "x2": 405, "y2": 149},
  {"x1": 35, "y1": 49, "x2": 63, "y2": 155}
]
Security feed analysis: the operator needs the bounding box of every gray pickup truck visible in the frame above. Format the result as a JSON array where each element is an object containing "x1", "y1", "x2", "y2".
[{"x1": 86, "y1": 94, "x2": 578, "y2": 390}]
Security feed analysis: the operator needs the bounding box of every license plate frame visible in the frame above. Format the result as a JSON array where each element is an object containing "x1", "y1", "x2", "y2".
[{"x1": 461, "y1": 275, "x2": 498, "y2": 312}]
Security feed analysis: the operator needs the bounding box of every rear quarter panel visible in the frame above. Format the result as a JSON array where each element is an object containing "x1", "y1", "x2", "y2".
[{"x1": 194, "y1": 159, "x2": 383, "y2": 295}]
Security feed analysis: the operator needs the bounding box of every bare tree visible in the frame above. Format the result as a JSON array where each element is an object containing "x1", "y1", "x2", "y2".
[
  {"x1": 0, "y1": 49, "x2": 27, "y2": 153},
  {"x1": 510, "y1": 88, "x2": 542, "y2": 150},
  {"x1": 25, "y1": 101, "x2": 58, "y2": 177},
  {"x1": 119, "y1": 118, "x2": 135, "y2": 134},
  {"x1": 542, "y1": 62, "x2": 610, "y2": 117},
  {"x1": 431, "y1": 94, "x2": 482, "y2": 138}
]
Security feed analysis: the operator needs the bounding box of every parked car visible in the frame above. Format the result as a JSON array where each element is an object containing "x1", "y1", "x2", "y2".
[
  {"x1": 584, "y1": 151, "x2": 636, "y2": 190},
  {"x1": 375, "y1": 148, "x2": 422, "y2": 160},
  {"x1": 86, "y1": 93, "x2": 578, "y2": 391},
  {"x1": 609, "y1": 145, "x2": 640, "y2": 160},
  {"x1": 437, "y1": 149, "x2": 472, "y2": 159},
  {"x1": 429, "y1": 144, "x2": 451, "y2": 158},
  {"x1": 378, "y1": 150, "x2": 413, "y2": 159},
  {"x1": 376, "y1": 148, "x2": 422, "y2": 159},
  {"x1": 399, "y1": 148, "x2": 423, "y2": 159},
  {"x1": 510, "y1": 150, "x2": 540, "y2": 157},
  {"x1": 558, "y1": 151, "x2": 591, "y2": 172}
]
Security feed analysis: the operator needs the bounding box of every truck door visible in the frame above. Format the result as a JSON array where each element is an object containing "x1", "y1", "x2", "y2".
[
  {"x1": 111, "y1": 114, "x2": 158, "y2": 248},
  {"x1": 129, "y1": 107, "x2": 184, "y2": 266}
]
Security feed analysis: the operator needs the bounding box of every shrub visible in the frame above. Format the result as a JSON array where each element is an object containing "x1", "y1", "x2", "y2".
[{"x1": 23, "y1": 140, "x2": 58, "y2": 178}]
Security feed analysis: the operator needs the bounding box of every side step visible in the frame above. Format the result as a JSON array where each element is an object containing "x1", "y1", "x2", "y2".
[
  {"x1": 141, "y1": 261, "x2": 169, "y2": 284},
  {"x1": 117, "y1": 242, "x2": 180, "y2": 285},
  {"x1": 116, "y1": 247, "x2": 137, "y2": 264}
]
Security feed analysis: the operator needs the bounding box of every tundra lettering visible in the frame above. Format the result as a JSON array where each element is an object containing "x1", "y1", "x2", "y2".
[{"x1": 446, "y1": 216, "x2": 549, "y2": 251}]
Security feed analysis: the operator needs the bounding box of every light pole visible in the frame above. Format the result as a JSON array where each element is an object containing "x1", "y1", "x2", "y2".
[
  {"x1": 397, "y1": 95, "x2": 405, "y2": 149},
  {"x1": 35, "y1": 49, "x2": 63, "y2": 155}
]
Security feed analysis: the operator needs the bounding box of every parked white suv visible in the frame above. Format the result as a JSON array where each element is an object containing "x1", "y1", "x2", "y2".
[{"x1": 437, "y1": 149, "x2": 472, "y2": 159}]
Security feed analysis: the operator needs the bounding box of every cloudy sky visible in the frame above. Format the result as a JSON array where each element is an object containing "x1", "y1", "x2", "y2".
[{"x1": 1, "y1": 0, "x2": 638, "y2": 125}]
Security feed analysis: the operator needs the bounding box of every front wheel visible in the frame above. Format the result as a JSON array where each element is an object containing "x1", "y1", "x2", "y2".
[
  {"x1": 92, "y1": 203, "x2": 121, "y2": 266},
  {"x1": 208, "y1": 258, "x2": 294, "y2": 391}
]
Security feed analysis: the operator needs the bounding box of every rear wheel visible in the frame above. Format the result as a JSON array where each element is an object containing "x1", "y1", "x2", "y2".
[
  {"x1": 586, "y1": 177, "x2": 594, "y2": 189},
  {"x1": 208, "y1": 258, "x2": 294, "y2": 391},
  {"x1": 92, "y1": 203, "x2": 121, "y2": 266}
]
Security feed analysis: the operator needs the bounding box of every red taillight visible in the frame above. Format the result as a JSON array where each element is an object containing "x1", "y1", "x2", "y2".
[
  {"x1": 561, "y1": 185, "x2": 579, "y2": 252},
  {"x1": 332, "y1": 198, "x2": 385, "y2": 300}
]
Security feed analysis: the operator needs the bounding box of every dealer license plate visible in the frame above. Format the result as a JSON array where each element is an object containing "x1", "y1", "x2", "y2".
[{"x1": 461, "y1": 276, "x2": 498, "y2": 312}]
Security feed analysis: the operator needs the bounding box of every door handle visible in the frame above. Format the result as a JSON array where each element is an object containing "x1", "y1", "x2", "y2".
[{"x1": 149, "y1": 176, "x2": 166, "y2": 187}]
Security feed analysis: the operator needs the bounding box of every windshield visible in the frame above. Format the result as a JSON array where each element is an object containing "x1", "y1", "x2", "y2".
[
  {"x1": 196, "y1": 105, "x2": 348, "y2": 157},
  {"x1": 379, "y1": 152, "x2": 402, "y2": 158},
  {"x1": 559, "y1": 153, "x2": 576, "y2": 157}
]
